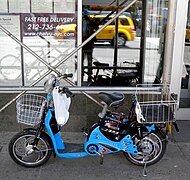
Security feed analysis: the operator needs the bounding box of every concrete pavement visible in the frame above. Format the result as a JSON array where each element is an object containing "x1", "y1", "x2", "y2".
[{"x1": 0, "y1": 121, "x2": 190, "y2": 180}]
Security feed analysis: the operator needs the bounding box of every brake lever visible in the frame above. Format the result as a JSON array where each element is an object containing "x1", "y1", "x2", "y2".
[{"x1": 58, "y1": 87, "x2": 75, "y2": 98}]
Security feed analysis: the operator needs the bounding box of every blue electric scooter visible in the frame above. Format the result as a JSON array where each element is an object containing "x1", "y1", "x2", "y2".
[{"x1": 8, "y1": 74, "x2": 166, "y2": 173}]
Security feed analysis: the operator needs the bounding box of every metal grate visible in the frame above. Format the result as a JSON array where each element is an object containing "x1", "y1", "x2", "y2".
[
  {"x1": 135, "y1": 84, "x2": 177, "y2": 124},
  {"x1": 16, "y1": 94, "x2": 46, "y2": 126}
]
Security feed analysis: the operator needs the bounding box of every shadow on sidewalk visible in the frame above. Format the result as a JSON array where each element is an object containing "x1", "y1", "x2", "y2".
[{"x1": 172, "y1": 120, "x2": 190, "y2": 142}]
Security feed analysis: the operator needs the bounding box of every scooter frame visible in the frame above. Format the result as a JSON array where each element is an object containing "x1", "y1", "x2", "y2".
[{"x1": 45, "y1": 108, "x2": 138, "y2": 159}]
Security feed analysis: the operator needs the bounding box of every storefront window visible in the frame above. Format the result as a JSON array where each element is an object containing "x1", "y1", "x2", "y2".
[
  {"x1": 81, "y1": 1, "x2": 140, "y2": 86},
  {"x1": 54, "y1": 0, "x2": 75, "y2": 13},
  {"x1": 0, "y1": 0, "x2": 8, "y2": 12},
  {"x1": 0, "y1": 14, "x2": 22, "y2": 85},
  {"x1": 144, "y1": 0, "x2": 168, "y2": 84},
  {"x1": 21, "y1": 12, "x2": 76, "y2": 86},
  {"x1": 0, "y1": 0, "x2": 77, "y2": 87},
  {"x1": 9, "y1": 0, "x2": 30, "y2": 13},
  {"x1": 180, "y1": 0, "x2": 190, "y2": 108},
  {"x1": 0, "y1": 0, "x2": 169, "y2": 88},
  {"x1": 31, "y1": 0, "x2": 52, "y2": 13},
  {"x1": 80, "y1": 0, "x2": 169, "y2": 86}
]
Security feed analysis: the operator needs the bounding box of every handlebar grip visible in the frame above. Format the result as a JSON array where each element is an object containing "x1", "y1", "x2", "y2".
[
  {"x1": 63, "y1": 73, "x2": 73, "y2": 78},
  {"x1": 65, "y1": 88, "x2": 74, "y2": 98},
  {"x1": 58, "y1": 87, "x2": 74, "y2": 98}
]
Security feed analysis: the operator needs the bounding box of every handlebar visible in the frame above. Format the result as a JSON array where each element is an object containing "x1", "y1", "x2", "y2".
[
  {"x1": 58, "y1": 73, "x2": 73, "y2": 79},
  {"x1": 56, "y1": 74, "x2": 73, "y2": 94},
  {"x1": 44, "y1": 73, "x2": 73, "y2": 93},
  {"x1": 58, "y1": 86, "x2": 75, "y2": 98}
]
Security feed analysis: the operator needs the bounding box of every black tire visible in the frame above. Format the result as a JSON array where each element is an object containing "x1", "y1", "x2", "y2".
[
  {"x1": 123, "y1": 130, "x2": 166, "y2": 166},
  {"x1": 118, "y1": 34, "x2": 126, "y2": 46},
  {"x1": 111, "y1": 34, "x2": 127, "y2": 47},
  {"x1": 9, "y1": 130, "x2": 53, "y2": 167}
]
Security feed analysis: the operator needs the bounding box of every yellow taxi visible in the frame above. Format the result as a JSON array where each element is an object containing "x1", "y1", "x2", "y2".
[
  {"x1": 94, "y1": 14, "x2": 136, "y2": 46},
  {"x1": 54, "y1": 14, "x2": 136, "y2": 46},
  {"x1": 186, "y1": 27, "x2": 190, "y2": 42}
]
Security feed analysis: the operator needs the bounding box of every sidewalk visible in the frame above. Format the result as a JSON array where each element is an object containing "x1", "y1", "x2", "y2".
[{"x1": 0, "y1": 121, "x2": 190, "y2": 180}]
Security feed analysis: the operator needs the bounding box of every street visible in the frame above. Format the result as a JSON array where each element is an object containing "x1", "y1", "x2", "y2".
[{"x1": 1, "y1": 121, "x2": 190, "y2": 180}]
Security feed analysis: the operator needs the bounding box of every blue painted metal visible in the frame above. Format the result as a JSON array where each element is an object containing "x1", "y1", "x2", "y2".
[
  {"x1": 44, "y1": 108, "x2": 138, "y2": 159},
  {"x1": 146, "y1": 124, "x2": 155, "y2": 132},
  {"x1": 45, "y1": 108, "x2": 88, "y2": 158},
  {"x1": 84, "y1": 127, "x2": 138, "y2": 155}
]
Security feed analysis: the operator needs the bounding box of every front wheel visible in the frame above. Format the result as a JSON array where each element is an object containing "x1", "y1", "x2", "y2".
[
  {"x1": 9, "y1": 130, "x2": 53, "y2": 167},
  {"x1": 123, "y1": 131, "x2": 166, "y2": 166}
]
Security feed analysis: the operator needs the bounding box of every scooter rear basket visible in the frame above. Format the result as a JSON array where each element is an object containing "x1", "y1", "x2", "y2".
[{"x1": 135, "y1": 85, "x2": 177, "y2": 124}]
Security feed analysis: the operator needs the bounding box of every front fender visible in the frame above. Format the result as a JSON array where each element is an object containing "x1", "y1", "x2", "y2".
[
  {"x1": 23, "y1": 128, "x2": 38, "y2": 133},
  {"x1": 23, "y1": 127, "x2": 53, "y2": 143}
]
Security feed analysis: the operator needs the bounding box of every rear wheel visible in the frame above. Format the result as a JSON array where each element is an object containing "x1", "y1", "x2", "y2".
[
  {"x1": 123, "y1": 131, "x2": 166, "y2": 166},
  {"x1": 9, "y1": 130, "x2": 53, "y2": 167},
  {"x1": 118, "y1": 34, "x2": 126, "y2": 46},
  {"x1": 111, "y1": 34, "x2": 127, "y2": 46}
]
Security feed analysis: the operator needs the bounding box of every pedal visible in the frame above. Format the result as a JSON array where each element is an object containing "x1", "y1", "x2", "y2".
[{"x1": 81, "y1": 127, "x2": 88, "y2": 135}]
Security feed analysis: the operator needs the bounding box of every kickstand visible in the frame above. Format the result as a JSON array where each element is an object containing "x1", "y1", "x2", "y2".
[
  {"x1": 100, "y1": 154, "x2": 104, "y2": 165},
  {"x1": 142, "y1": 157, "x2": 147, "y2": 177},
  {"x1": 93, "y1": 150, "x2": 104, "y2": 165}
]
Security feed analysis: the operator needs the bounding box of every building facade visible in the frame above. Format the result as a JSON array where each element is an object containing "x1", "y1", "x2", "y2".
[{"x1": 0, "y1": 0, "x2": 189, "y2": 127}]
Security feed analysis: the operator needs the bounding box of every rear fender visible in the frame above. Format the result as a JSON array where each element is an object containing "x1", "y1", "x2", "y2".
[{"x1": 128, "y1": 121, "x2": 166, "y2": 139}]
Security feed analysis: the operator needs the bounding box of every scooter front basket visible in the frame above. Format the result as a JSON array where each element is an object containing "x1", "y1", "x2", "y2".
[{"x1": 16, "y1": 94, "x2": 46, "y2": 126}]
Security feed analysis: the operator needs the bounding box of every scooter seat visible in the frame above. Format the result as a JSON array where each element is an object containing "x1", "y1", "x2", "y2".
[{"x1": 98, "y1": 92, "x2": 125, "y2": 108}]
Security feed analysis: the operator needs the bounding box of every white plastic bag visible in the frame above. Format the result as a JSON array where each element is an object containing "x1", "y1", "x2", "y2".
[
  {"x1": 52, "y1": 86, "x2": 71, "y2": 125},
  {"x1": 135, "y1": 101, "x2": 145, "y2": 123}
]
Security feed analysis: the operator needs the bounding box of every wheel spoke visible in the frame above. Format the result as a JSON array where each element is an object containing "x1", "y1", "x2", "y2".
[
  {"x1": 124, "y1": 131, "x2": 166, "y2": 166},
  {"x1": 9, "y1": 132, "x2": 52, "y2": 167},
  {"x1": 14, "y1": 137, "x2": 29, "y2": 156}
]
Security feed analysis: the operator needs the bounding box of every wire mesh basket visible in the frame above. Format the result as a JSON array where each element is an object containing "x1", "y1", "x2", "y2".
[
  {"x1": 16, "y1": 94, "x2": 46, "y2": 126},
  {"x1": 135, "y1": 84, "x2": 178, "y2": 124}
]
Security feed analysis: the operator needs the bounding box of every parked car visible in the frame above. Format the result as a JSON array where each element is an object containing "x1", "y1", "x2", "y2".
[
  {"x1": 54, "y1": 14, "x2": 136, "y2": 46},
  {"x1": 186, "y1": 26, "x2": 190, "y2": 42}
]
